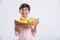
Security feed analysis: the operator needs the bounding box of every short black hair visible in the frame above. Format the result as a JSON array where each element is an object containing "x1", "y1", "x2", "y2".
[{"x1": 19, "y1": 3, "x2": 30, "y2": 11}]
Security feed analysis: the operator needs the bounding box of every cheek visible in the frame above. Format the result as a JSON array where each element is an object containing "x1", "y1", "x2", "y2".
[
  {"x1": 25, "y1": 10, "x2": 29, "y2": 13},
  {"x1": 19, "y1": 10, "x2": 22, "y2": 13}
]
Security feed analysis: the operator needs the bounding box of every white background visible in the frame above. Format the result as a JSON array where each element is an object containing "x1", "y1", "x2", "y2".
[{"x1": 0, "y1": 0, "x2": 60, "y2": 40}]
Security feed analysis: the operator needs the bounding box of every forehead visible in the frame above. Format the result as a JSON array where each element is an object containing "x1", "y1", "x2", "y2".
[{"x1": 20, "y1": 7, "x2": 29, "y2": 10}]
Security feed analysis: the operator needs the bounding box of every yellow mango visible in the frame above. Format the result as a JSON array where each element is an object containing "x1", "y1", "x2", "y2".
[
  {"x1": 20, "y1": 17, "x2": 28, "y2": 23},
  {"x1": 28, "y1": 18, "x2": 35, "y2": 22},
  {"x1": 20, "y1": 20, "x2": 28, "y2": 23},
  {"x1": 20, "y1": 17, "x2": 25, "y2": 20},
  {"x1": 20, "y1": 17, "x2": 36, "y2": 23}
]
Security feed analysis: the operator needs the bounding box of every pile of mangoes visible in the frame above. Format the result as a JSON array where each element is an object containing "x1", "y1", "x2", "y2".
[{"x1": 20, "y1": 17, "x2": 36, "y2": 24}]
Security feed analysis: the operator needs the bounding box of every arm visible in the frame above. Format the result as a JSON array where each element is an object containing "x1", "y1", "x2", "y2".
[
  {"x1": 14, "y1": 20, "x2": 20, "y2": 33},
  {"x1": 33, "y1": 26, "x2": 37, "y2": 33},
  {"x1": 31, "y1": 26, "x2": 37, "y2": 33},
  {"x1": 32, "y1": 18, "x2": 39, "y2": 26},
  {"x1": 31, "y1": 26, "x2": 37, "y2": 37},
  {"x1": 32, "y1": 18, "x2": 39, "y2": 33}
]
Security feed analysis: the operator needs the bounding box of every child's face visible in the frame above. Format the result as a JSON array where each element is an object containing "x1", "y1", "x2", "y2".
[{"x1": 19, "y1": 7, "x2": 30, "y2": 18}]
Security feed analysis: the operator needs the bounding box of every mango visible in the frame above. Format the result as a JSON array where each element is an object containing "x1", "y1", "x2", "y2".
[
  {"x1": 20, "y1": 17, "x2": 28, "y2": 23},
  {"x1": 28, "y1": 18, "x2": 35, "y2": 22},
  {"x1": 20, "y1": 17, "x2": 35, "y2": 24}
]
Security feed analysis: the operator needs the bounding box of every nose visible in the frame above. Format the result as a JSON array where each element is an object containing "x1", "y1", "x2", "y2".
[{"x1": 23, "y1": 10, "x2": 25, "y2": 13}]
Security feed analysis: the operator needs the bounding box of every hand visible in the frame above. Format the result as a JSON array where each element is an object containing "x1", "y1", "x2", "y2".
[
  {"x1": 14, "y1": 20, "x2": 20, "y2": 33},
  {"x1": 14, "y1": 20, "x2": 26, "y2": 27},
  {"x1": 32, "y1": 18, "x2": 39, "y2": 26},
  {"x1": 14, "y1": 20, "x2": 20, "y2": 26},
  {"x1": 35, "y1": 18, "x2": 39, "y2": 25}
]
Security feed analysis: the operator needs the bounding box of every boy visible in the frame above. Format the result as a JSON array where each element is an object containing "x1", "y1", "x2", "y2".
[{"x1": 14, "y1": 3, "x2": 39, "y2": 40}]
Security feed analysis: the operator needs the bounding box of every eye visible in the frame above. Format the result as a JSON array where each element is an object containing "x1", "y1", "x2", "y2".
[
  {"x1": 25, "y1": 9, "x2": 28, "y2": 11},
  {"x1": 20, "y1": 8, "x2": 24, "y2": 11}
]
